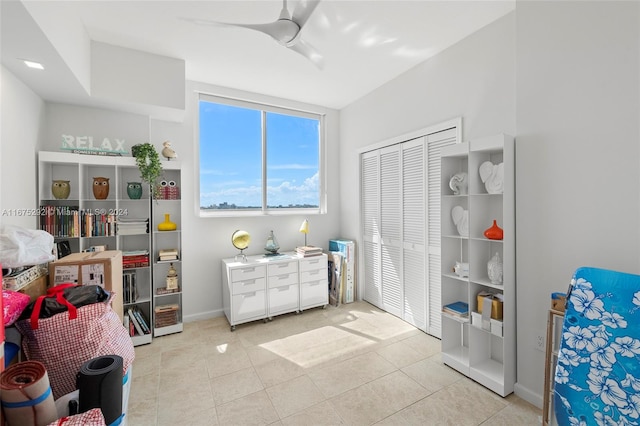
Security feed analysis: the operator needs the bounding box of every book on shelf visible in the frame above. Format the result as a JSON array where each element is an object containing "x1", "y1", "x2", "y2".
[
  {"x1": 442, "y1": 301, "x2": 469, "y2": 317},
  {"x1": 128, "y1": 306, "x2": 151, "y2": 334},
  {"x1": 158, "y1": 248, "x2": 179, "y2": 261},
  {"x1": 156, "y1": 286, "x2": 181, "y2": 295},
  {"x1": 124, "y1": 314, "x2": 134, "y2": 337},
  {"x1": 127, "y1": 309, "x2": 145, "y2": 336},
  {"x1": 136, "y1": 306, "x2": 151, "y2": 334},
  {"x1": 123, "y1": 251, "x2": 150, "y2": 269},
  {"x1": 296, "y1": 246, "x2": 323, "y2": 257},
  {"x1": 116, "y1": 218, "x2": 149, "y2": 235},
  {"x1": 123, "y1": 271, "x2": 138, "y2": 304}
]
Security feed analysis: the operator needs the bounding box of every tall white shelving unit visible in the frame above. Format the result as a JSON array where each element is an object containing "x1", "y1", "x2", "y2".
[
  {"x1": 151, "y1": 162, "x2": 183, "y2": 337},
  {"x1": 38, "y1": 151, "x2": 153, "y2": 346},
  {"x1": 440, "y1": 134, "x2": 515, "y2": 396},
  {"x1": 38, "y1": 152, "x2": 185, "y2": 344}
]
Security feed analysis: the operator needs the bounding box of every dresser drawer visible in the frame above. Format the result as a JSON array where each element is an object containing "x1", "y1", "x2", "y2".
[
  {"x1": 300, "y1": 280, "x2": 328, "y2": 309},
  {"x1": 268, "y1": 272, "x2": 297, "y2": 289},
  {"x1": 232, "y1": 277, "x2": 266, "y2": 295},
  {"x1": 301, "y1": 268, "x2": 325, "y2": 283},
  {"x1": 268, "y1": 284, "x2": 299, "y2": 315},
  {"x1": 232, "y1": 290, "x2": 266, "y2": 322},
  {"x1": 268, "y1": 260, "x2": 298, "y2": 276},
  {"x1": 231, "y1": 265, "x2": 266, "y2": 282},
  {"x1": 299, "y1": 256, "x2": 327, "y2": 273}
]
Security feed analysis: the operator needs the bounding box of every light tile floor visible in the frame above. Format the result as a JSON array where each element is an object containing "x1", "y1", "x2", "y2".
[{"x1": 128, "y1": 301, "x2": 541, "y2": 425}]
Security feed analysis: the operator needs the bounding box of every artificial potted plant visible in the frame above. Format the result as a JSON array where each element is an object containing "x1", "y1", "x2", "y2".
[{"x1": 132, "y1": 143, "x2": 163, "y2": 198}]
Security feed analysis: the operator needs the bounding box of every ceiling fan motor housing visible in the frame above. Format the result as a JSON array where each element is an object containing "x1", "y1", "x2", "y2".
[{"x1": 272, "y1": 19, "x2": 300, "y2": 45}]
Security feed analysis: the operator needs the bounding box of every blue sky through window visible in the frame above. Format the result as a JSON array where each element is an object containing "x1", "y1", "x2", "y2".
[{"x1": 199, "y1": 100, "x2": 320, "y2": 210}]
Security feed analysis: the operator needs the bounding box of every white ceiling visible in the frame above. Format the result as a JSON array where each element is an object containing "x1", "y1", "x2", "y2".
[{"x1": 2, "y1": 1, "x2": 515, "y2": 112}]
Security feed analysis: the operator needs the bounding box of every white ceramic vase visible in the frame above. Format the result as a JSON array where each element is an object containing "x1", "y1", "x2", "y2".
[{"x1": 487, "y1": 252, "x2": 503, "y2": 285}]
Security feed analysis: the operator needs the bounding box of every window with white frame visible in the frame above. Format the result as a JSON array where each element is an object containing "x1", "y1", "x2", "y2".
[{"x1": 198, "y1": 94, "x2": 324, "y2": 215}]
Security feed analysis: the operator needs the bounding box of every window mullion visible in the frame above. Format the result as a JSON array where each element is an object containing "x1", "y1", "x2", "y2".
[{"x1": 261, "y1": 110, "x2": 267, "y2": 212}]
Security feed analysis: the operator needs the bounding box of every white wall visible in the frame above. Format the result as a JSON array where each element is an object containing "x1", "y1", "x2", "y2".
[
  {"x1": 514, "y1": 1, "x2": 640, "y2": 406},
  {"x1": 36, "y1": 83, "x2": 341, "y2": 322},
  {"x1": 91, "y1": 42, "x2": 185, "y2": 111},
  {"x1": 340, "y1": 2, "x2": 640, "y2": 407},
  {"x1": 339, "y1": 12, "x2": 516, "y2": 245},
  {"x1": 0, "y1": 66, "x2": 46, "y2": 229},
  {"x1": 177, "y1": 81, "x2": 341, "y2": 321}
]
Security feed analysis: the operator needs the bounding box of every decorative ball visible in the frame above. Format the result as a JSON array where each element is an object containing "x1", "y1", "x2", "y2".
[{"x1": 51, "y1": 180, "x2": 70, "y2": 200}]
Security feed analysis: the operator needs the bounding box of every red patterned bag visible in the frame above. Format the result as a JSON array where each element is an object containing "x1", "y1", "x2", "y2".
[
  {"x1": 15, "y1": 285, "x2": 134, "y2": 399},
  {"x1": 47, "y1": 408, "x2": 107, "y2": 426}
]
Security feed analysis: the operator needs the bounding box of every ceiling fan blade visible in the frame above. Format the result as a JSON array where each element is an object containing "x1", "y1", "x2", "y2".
[
  {"x1": 289, "y1": 37, "x2": 324, "y2": 69},
  {"x1": 292, "y1": 0, "x2": 321, "y2": 29},
  {"x1": 185, "y1": 17, "x2": 299, "y2": 45}
]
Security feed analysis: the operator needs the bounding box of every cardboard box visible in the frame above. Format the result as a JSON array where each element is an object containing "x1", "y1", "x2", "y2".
[
  {"x1": 18, "y1": 275, "x2": 48, "y2": 302},
  {"x1": 49, "y1": 250, "x2": 123, "y2": 321},
  {"x1": 477, "y1": 291, "x2": 503, "y2": 320},
  {"x1": 551, "y1": 292, "x2": 566, "y2": 312}
]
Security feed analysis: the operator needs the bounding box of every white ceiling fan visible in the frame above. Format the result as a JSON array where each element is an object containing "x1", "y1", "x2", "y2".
[{"x1": 187, "y1": 0, "x2": 323, "y2": 69}]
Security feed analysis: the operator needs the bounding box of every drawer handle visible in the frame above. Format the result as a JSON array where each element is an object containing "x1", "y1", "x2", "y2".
[
  {"x1": 309, "y1": 281, "x2": 320, "y2": 287},
  {"x1": 278, "y1": 275, "x2": 289, "y2": 280},
  {"x1": 277, "y1": 263, "x2": 289, "y2": 268},
  {"x1": 242, "y1": 267, "x2": 256, "y2": 273},
  {"x1": 308, "y1": 270, "x2": 319, "y2": 276},
  {"x1": 242, "y1": 279, "x2": 256, "y2": 285},
  {"x1": 242, "y1": 292, "x2": 257, "y2": 297},
  {"x1": 277, "y1": 286, "x2": 290, "y2": 292}
]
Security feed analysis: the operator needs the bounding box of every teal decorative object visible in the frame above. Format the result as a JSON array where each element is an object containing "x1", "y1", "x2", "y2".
[{"x1": 127, "y1": 182, "x2": 143, "y2": 199}]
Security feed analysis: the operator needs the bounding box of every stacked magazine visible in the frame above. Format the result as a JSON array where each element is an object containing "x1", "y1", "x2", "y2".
[
  {"x1": 442, "y1": 301, "x2": 469, "y2": 318},
  {"x1": 296, "y1": 246, "x2": 323, "y2": 257},
  {"x1": 116, "y1": 217, "x2": 149, "y2": 235}
]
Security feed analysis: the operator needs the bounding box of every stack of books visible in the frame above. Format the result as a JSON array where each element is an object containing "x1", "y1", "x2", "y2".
[
  {"x1": 126, "y1": 306, "x2": 151, "y2": 336},
  {"x1": 116, "y1": 217, "x2": 149, "y2": 235},
  {"x1": 296, "y1": 246, "x2": 323, "y2": 257},
  {"x1": 442, "y1": 301, "x2": 469, "y2": 318},
  {"x1": 158, "y1": 248, "x2": 179, "y2": 261},
  {"x1": 122, "y1": 250, "x2": 150, "y2": 269}
]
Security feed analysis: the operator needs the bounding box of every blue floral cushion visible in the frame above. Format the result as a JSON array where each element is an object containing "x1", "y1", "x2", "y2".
[{"x1": 555, "y1": 267, "x2": 640, "y2": 425}]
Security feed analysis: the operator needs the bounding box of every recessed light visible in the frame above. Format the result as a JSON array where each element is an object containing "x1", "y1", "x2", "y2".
[{"x1": 23, "y1": 60, "x2": 44, "y2": 70}]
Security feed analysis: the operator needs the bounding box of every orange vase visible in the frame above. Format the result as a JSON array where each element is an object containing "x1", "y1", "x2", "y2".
[{"x1": 484, "y1": 220, "x2": 503, "y2": 240}]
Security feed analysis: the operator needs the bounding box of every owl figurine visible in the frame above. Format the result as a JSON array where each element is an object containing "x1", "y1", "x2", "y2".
[
  {"x1": 127, "y1": 182, "x2": 143, "y2": 199},
  {"x1": 51, "y1": 180, "x2": 70, "y2": 200},
  {"x1": 161, "y1": 140, "x2": 178, "y2": 161},
  {"x1": 92, "y1": 177, "x2": 110, "y2": 200}
]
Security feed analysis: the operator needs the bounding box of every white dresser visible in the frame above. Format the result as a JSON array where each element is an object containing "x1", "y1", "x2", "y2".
[{"x1": 222, "y1": 252, "x2": 328, "y2": 330}]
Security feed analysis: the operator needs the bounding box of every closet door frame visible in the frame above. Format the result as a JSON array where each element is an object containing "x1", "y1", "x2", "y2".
[{"x1": 358, "y1": 117, "x2": 462, "y2": 336}]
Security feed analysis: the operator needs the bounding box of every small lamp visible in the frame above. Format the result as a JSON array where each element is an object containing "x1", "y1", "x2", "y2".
[{"x1": 299, "y1": 219, "x2": 309, "y2": 247}]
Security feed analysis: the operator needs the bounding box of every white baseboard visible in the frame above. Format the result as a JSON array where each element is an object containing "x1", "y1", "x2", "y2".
[
  {"x1": 514, "y1": 382, "x2": 543, "y2": 409},
  {"x1": 183, "y1": 308, "x2": 225, "y2": 323}
]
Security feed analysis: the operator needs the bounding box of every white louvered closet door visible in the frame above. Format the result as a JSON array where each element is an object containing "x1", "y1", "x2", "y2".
[
  {"x1": 402, "y1": 138, "x2": 426, "y2": 330},
  {"x1": 360, "y1": 121, "x2": 459, "y2": 338},
  {"x1": 361, "y1": 151, "x2": 382, "y2": 308},
  {"x1": 379, "y1": 145, "x2": 402, "y2": 317},
  {"x1": 426, "y1": 128, "x2": 458, "y2": 338}
]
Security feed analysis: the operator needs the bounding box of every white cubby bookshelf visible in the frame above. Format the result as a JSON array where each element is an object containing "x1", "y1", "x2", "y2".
[
  {"x1": 151, "y1": 163, "x2": 183, "y2": 337},
  {"x1": 38, "y1": 151, "x2": 184, "y2": 344},
  {"x1": 439, "y1": 134, "x2": 515, "y2": 396}
]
